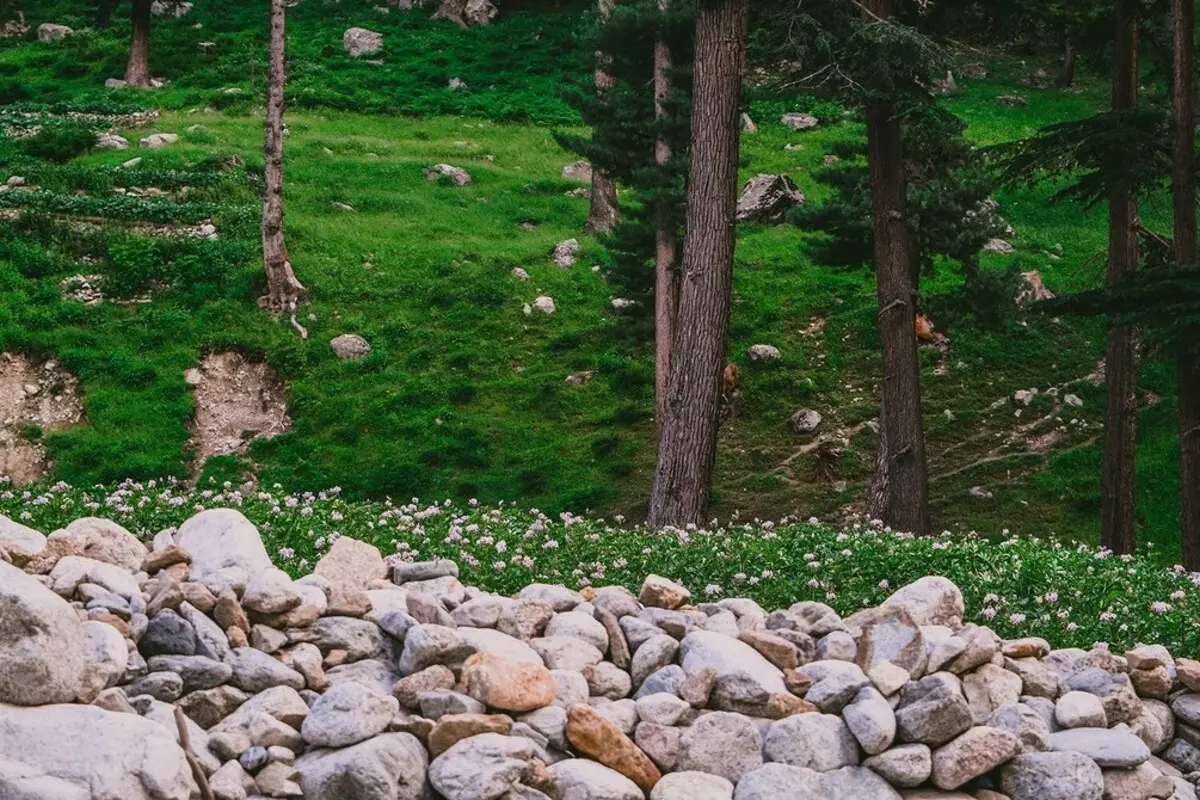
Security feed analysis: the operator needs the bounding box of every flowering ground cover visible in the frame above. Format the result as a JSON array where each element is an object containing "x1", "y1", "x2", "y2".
[{"x1": 4, "y1": 476, "x2": 1198, "y2": 655}]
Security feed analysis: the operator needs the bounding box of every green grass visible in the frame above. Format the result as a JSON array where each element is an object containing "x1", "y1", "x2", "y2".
[
  {"x1": 0, "y1": 0, "x2": 1190, "y2": 561},
  {"x1": 5, "y1": 479, "x2": 1200, "y2": 654}
]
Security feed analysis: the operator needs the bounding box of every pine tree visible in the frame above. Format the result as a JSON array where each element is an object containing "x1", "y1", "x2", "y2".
[
  {"x1": 647, "y1": 0, "x2": 747, "y2": 528},
  {"x1": 125, "y1": 0, "x2": 153, "y2": 87}
]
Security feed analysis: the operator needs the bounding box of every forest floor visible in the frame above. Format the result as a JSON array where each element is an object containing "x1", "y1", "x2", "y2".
[{"x1": 0, "y1": 1, "x2": 1186, "y2": 558}]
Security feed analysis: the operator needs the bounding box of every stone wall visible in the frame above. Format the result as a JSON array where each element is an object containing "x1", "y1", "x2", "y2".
[{"x1": 1, "y1": 509, "x2": 1198, "y2": 800}]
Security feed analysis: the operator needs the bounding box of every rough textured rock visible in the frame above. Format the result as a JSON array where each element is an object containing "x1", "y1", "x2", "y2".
[
  {"x1": 1000, "y1": 751, "x2": 1105, "y2": 800},
  {"x1": 462, "y1": 651, "x2": 557, "y2": 712},
  {"x1": 0, "y1": 703, "x2": 197, "y2": 799},
  {"x1": 677, "y1": 711, "x2": 764, "y2": 782},
  {"x1": 295, "y1": 732, "x2": 428, "y2": 800},
  {"x1": 344, "y1": 27, "x2": 384, "y2": 57},
  {"x1": 428, "y1": 733, "x2": 534, "y2": 799},
  {"x1": 329, "y1": 334, "x2": 373, "y2": 362},
  {"x1": 651, "y1": 771, "x2": 734, "y2": 800},
  {"x1": 567, "y1": 703, "x2": 663, "y2": 793},
  {"x1": 302, "y1": 681, "x2": 398, "y2": 747},
  {"x1": 931, "y1": 726, "x2": 1022, "y2": 789},
  {"x1": 0, "y1": 561, "x2": 85, "y2": 705},
  {"x1": 765, "y1": 712, "x2": 860, "y2": 772},
  {"x1": 46, "y1": 517, "x2": 146, "y2": 572},
  {"x1": 735, "y1": 174, "x2": 805, "y2": 224},
  {"x1": 881, "y1": 577, "x2": 964, "y2": 629}
]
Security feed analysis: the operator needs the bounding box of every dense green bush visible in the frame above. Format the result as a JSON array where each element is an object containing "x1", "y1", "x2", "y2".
[{"x1": 20, "y1": 121, "x2": 95, "y2": 162}]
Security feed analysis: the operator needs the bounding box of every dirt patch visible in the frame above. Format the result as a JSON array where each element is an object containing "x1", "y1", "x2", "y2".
[
  {"x1": 0, "y1": 353, "x2": 85, "y2": 486},
  {"x1": 188, "y1": 351, "x2": 291, "y2": 474}
]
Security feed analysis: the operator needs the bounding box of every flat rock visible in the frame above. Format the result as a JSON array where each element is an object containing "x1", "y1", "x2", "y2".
[
  {"x1": 680, "y1": 630, "x2": 786, "y2": 713},
  {"x1": 1000, "y1": 751, "x2": 1104, "y2": 800},
  {"x1": 881, "y1": 577, "x2": 964, "y2": 629},
  {"x1": 862, "y1": 743, "x2": 931, "y2": 788},
  {"x1": 651, "y1": 771, "x2": 734, "y2": 800},
  {"x1": 314, "y1": 537, "x2": 386, "y2": 586},
  {"x1": 46, "y1": 517, "x2": 146, "y2": 572},
  {"x1": 1049, "y1": 727, "x2": 1151, "y2": 768}
]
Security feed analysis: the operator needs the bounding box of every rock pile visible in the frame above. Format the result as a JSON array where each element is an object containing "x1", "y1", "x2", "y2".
[{"x1": 2, "y1": 510, "x2": 1200, "y2": 800}]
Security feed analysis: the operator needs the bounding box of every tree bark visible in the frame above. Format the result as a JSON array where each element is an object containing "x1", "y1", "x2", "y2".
[
  {"x1": 654, "y1": 0, "x2": 677, "y2": 430},
  {"x1": 586, "y1": 0, "x2": 620, "y2": 235},
  {"x1": 125, "y1": 0, "x2": 153, "y2": 88},
  {"x1": 261, "y1": 0, "x2": 306, "y2": 312},
  {"x1": 647, "y1": 0, "x2": 747, "y2": 529},
  {"x1": 97, "y1": 0, "x2": 119, "y2": 29},
  {"x1": 1101, "y1": 0, "x2": 1140, "y2": 556},
  {"x1": 863, "y1": 0, "x2": 929, "y2": 537},
  {"x1": 1054, "y1": 37, "x2": 1077, "y2": 88},
  {"x1": 1173, "y1": 0, "x2": 1200, "y2": 568}
]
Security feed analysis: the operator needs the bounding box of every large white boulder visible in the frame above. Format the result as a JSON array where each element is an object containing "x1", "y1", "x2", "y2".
[
  {"x1": 0, "y1": 703, "x2": 197, "y2": 799},
  {"x1": 0, "y1": 561, "x2": 86, "y2": 705},
  {"x1": 175, "y1": 509, "x2": 272, "y2": 583}
]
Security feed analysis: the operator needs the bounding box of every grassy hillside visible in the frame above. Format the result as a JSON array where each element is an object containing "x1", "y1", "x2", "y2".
[{"x1": 0, "y1": 0, "x2": 1186, "y2": 557}]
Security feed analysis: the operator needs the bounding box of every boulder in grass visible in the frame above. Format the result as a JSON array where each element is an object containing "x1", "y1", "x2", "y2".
[
  {"x1": 781, "y1": 112, "x2": 819, "y2": 130},
  {"x1": 37, "y1": 23, "x2": 73, "y2": 42},
  {"x1": 426, "y1": 163, "x2": 472, "y2": 186},
  {"x1": 139, "y1": 133, "x2": 179, "y2": 149},
  {"x1": 562, "y1": 161, "x2": 593, "y2": 182},
  {"x1": 735, "y1": 174, "x2": 805, "y2": 224},
  {"x1": 344, "y1": 27, "x2": 384, "y2": 57},
  {"x1": 330, "y1": 333, "x2": 372, "y2": 361}
]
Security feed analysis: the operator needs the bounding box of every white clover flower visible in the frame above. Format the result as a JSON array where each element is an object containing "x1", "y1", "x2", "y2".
[
  {"x1": 807, "y1": 579, "x2": 820, "y2": 589},
  {"x1": 878, "y1": 579, "x2": 890, "y2": 590},
  {"x1": 704, "y1": 584, "x2": 722, "y2": 597},
  {"x1": 1151, "y1": 601, "x2": 1171, "y2": 614},
  {"x1": 1008, "y1": 613, "x2": 1026, "y2": 625}
]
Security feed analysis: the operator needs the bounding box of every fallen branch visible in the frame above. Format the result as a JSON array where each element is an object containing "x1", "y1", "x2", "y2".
[{"x1": 173, "y1": 706, "x2": 215, "y2": 800}]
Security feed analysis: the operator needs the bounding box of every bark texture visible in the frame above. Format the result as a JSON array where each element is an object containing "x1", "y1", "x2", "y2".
[
  {"x1": 1173, "y1": 0, "x2": 1200, "y2": 568},
  {"x1": 863, "y1": 0, "x2": 929, "y2": 537},
  {"x1": 586, "y1": 0, "x2": 620, "y2": 235},
  {"x1": 647, "y1": 0, "x2": 747, "y2": 528},
  {"x1": 1054, "y1": 38, "x2": 1077, "y2": 88},
  {"x1": 653, "y1": 0, "x2": 677, "y2": 430},
  {"x1": 125, "y1": 0, "x2": 152, "y2": 87},
  {"x1": 261, "y1": 0, "x2": 306, "y2": 312},
  {"x1": 1101, "y1": 0, "x2": 1140, "y2": 556}
]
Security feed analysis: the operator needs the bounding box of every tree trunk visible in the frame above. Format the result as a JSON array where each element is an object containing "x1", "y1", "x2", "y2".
[
  {"x1": 1173, "y1": 0, "x2": 1200, "y2": 568},
  {"x1": 1054, "y1": 37, "x2": 1077, "y2": 88},
  {"x1": 586, "y1": 0, "x2": 620, "y2": 235},
  {"x1": 261, "y1": 0, "x2": 306, "y2": 312},
  {"x1": 863, "y1": 0, "x2": 929, "y2": 537},
  {"x1": 97, "y1": 0, "x2": 119, "y2": 29},
  {"x1": 654, "y1": 0, "x2": 677, "y2": 430},
  {"x1": 125, "y1": 0, "x2": 152, "y2": 88},
  {"x1": 1102, "y1": 0, "x2": 1139, "y2": 556},
  {"x1": 647, "y1": 0, "x2": 747, "y2": 529}
]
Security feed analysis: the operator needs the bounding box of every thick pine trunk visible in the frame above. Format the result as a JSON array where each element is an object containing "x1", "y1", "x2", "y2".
[
  {"x1": 653, "y1": 0, "x2": 677, "y2": 430},
  {"x1": 586, "y1": 0, "x2": 620, "y2": 235},
  {"x1": 647, "y1": 0, "x2": 747, "y2": 529},
  {"x1": 261, "y1": 0, "x2": 306, "y2": 312},
  {"x1": 125, "y1": 0, "x2": 152, "y2": 87},
  {"x1": 863, "y1": 0, "x2": 929, "y2": 537},
  {"x1": 1101, "y1": 0, "x2": 1140, "y2": 556},
  {"x1": 1173, "y1": 0, "x2": 1200, "y2": 568},
  {"x1": 1054, "y1": 37, "x2": 1077, "y2": 88}
]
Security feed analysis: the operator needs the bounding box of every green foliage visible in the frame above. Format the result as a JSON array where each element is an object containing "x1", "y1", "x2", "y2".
[
  {"x1": 7, "y1": 484, "x2": 1200, "y2": 653},
  {"x1": 20, "y1": 121, "x2": 96, "y2": 162}
]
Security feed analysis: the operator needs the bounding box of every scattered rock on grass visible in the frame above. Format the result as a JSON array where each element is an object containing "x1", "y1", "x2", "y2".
[
  {"x1": 330, "y1": 334, "x2": 372, "y2": 361},
  {"x1": 781, "y1": 112, "x2": 819, "y2": 130},
  {"x1": 343, "y1": 27, "x2": 384, "y2": 57}
]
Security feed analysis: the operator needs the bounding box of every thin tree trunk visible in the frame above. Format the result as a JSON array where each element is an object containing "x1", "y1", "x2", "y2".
[
  {"x1": 654, "y1": 0, "x2": 677, "y2": 430},
  {"x1": 1173, "y1": 0, "x2": 1200, "y2": 568},
  {"x1": 647, "y1": 0, "x2": 747, "y2": 528},
  {"x1": 586, "y1": 0, "x2": 620, "y2": 235},
  {"x1": 125, "y1": 0, "x2": 152, "y2": 87},
  {"x1": 864, "y1": 0, "x2": 929, "y2": 537},
  {"x1": 1101, "y1": 0, "x2": 1140, "y2": 556},
  {"x1": 261, "y1": 0, "x2": 306, "y2": 312},
  {"x1": 1054, "y1": 37, "x2": 1077, "y2": 88}
]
